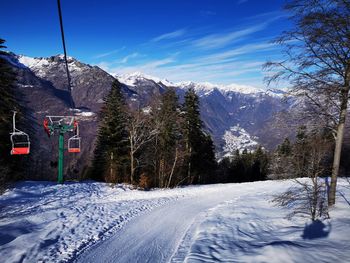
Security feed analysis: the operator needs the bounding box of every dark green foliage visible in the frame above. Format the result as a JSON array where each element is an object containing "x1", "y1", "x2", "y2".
[
  {"x1": 91, "y1": 80, "x2": 129, "y2": 183},
  {"x1": 218, "y1": 146, "x2": 269, "y2": 183},
  {"x1": 158, "y1": 88, "x2": 179, "y2": 160},
  {"x1": 156, "y1": 88, "x2": 183, "y2": 187},
  {"x1": 183, "y1": 88, "x2": 216, "y2": 184},
  {"x1": 278, "y1": 138, "x2": 292, "y2": 156}
]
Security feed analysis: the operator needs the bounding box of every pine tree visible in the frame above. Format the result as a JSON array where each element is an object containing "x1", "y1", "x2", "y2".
[
  {"x1": 278, "y1": 138, "x2": 292, "y2": 156},
  {"x1": 0, "y1": 38, "x2": 22, "y2": 189},
  {"x1": 293, "y1": 126, "x2": 310, "y2": 178},
  {"x1": 91, "y1": 80, "x2": 129, "y2": 183},
  {"x1": 252, "y1": 146, "x2": 269, "y2": 181},
  {"x1": 156, "y1": 88, "x2": 182, "y2": 188},
  {"x1": 183, "y1": 88, "x2": 216, "y2": 184}
]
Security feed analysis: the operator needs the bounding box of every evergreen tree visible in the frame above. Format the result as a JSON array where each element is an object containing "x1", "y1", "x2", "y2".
[
  {"x1": 156, "y1": 88, "x2": 182, "y2": 188},
  {"x1": 91, "y1": 80, "x2": 129, "y2": 183},
  {"x1": 252, "y1": 146, "x2": 269, "y2": 181},
  {"x1": 293, "y1": 126, "x2": 310, "y2": 178},
  {"x1": 198, "y1": 134, "x2": 217, "y2": 184},
  {"x1": 183, "y1": 88, "x2": 216, "y2": 184},
  {"x1": 0, "y1": 38, "x2": 22, "y2": 189},
  {"x1": 278, "y1": 138, "x2": 292, "y2": 156}
]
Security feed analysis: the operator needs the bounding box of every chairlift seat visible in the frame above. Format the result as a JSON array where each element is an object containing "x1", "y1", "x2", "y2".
[
  {"x1": 10, "y1": 132, "x2": 30, "y2": 155},
  {"x1": 11, "y1": 147, "x2": 30, "y2": 155},
  {"x1": 68, "y1": 136, "x2": 81, "y2": 153},
  {"x1": 68, "y1": 147, "x2": 80, "y2": 153}
]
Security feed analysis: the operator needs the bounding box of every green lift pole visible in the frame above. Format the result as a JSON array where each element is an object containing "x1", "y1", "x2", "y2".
[
  {"x1": 58, "y1": 131, "x2": 65, "y2": 184},
  {"x1": 44, "y1": 117, "x2": 76, "y2": 184}
]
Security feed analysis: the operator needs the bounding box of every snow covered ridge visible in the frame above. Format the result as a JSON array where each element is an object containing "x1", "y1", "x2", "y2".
[
  {"x1": 5, "y1": 53, "x2": 284, "y2": 97},
  {"x1": 8, "y1": 54, "x2": 85, "y2": 78},
  {"x1": 116, "y1": 71, "x2": 285, "y2": 97},
  {"x1": 116, "y1": 71, "x2": 174, "y2": 87}
]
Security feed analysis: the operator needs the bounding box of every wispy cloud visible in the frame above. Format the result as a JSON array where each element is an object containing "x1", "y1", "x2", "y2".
[
  {"x1": 94, "y1": 10, "x2": 286, "y2": 88},
  {"x1": 195, "y1": 42, "x2": 277, "y2": 64},
  {"x1": 120, "y1": 52, "x2": 139, "y2": 63},
  {"x1": 101, "y1": 56, "x2": 176, "y2": 75},
  {"x1": 93, "y1": 47, "x2": 125, "y2": 59},
  {"x1": 96, "y1": 39, "x2": 279, "y2": 87},
  {"x1": 192, "y1": 24, "x2": 266, "y2": 50},
  {"x1": 151, "y1": 29, "x2": 186, "y2": 42}
]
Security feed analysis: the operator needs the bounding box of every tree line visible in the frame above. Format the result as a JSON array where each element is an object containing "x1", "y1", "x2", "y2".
[
  {"x1": 0, "y1": 38, "x2": 29, "y2": 192},
  {"x1": 218, "y1": 147, "x2": 269, "y2": 184},
  {"x1": 90, "y1": 80, "x2": 217, "y2": 188}
]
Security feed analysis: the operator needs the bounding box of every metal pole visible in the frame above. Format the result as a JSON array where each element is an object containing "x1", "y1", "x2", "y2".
[
  {"x1": 12, "y1": 111, "x2": 16, "y2": 133},
  {"x1": 58, "y1": 132, "x2": 64, "y2": 183}
]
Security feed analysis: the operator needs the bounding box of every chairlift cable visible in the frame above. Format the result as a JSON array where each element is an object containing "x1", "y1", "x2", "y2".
[{"x1": 57, "y1": 0, "x2": 75, "y2": 109}]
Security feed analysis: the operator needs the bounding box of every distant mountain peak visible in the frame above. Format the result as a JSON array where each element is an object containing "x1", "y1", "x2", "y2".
[{"x1": 116, "y1": 72, "x2": 174, "y2": 87}]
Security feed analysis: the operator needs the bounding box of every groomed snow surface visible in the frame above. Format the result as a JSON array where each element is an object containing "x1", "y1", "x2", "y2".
[{"x1": 0, "y1": 179, "x2": 349, "y2": 263}]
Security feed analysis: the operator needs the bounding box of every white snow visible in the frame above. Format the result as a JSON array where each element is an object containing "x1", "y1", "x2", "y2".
[
  {"x1": 116, "y1": 72, "x2": 174, "y2": 87},
  {"x1": 17, "y1": 54, "x2": 83, "y2": 77},
  {"x1": 115, "y1": 71, "x2": 284, "y2": 97},
  {"x1": 76, "y1": 111, "x2": 95, "y2": 117},
  {"x1": 1, "y1": 179, "x2": 349, "y2": 263},
  {"x1": 18, "y1": 55, "x2": 49, "y2": 69},
  {"x1": 173, "y1": 179, "x2": 350, "y2": 263}
]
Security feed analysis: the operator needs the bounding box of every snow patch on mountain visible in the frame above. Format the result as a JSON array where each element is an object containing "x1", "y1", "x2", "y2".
[
  {"x1": 116, "y1": 72, "x2": 174, "y2": 87},
  {"x1": 222, "y1": 124, "x2": 259, "y2": 156},
  {"x1": 17, "y1": 54, "x2": 83, "y2": 77},
  {"x1": 115, "y1": 71, "x2": 284, "y2": 97},
  {"x1": 18, "y1": 55, "x2": 49, "y2": 69}
]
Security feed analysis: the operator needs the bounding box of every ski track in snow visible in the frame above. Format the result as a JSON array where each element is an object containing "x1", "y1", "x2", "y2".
[{"x1": 1, "y1": 180, "x2": 350, "y2": 263}]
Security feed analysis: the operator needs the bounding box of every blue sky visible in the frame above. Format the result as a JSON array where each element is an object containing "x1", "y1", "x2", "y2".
[{"x1": 1, "y1": 0, "x2": 290, "y2": 87}]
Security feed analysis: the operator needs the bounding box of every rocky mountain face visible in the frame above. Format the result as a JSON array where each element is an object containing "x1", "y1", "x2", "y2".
[{"x1": 4, "y1": 53, "x2": 348, "y2": 179}]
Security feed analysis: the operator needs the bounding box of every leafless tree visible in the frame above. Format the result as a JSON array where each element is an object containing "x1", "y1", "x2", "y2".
[
  {"x1": 265, "y1": 0, "x2": 350, "y2": 206},
  {"x1": 128, "y1": 109, "x2": 158, "y2": 184},
  {"x1": 272, "y1": 132, "x2": 332, "y2": 220}
]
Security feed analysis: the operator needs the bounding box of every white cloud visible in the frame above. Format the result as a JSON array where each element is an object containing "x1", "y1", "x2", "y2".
[
  {"x1": 197, "y1": 42, "x2": 277, "y2": 63},
  {"x1": 151, "y1": 29, "x2": 186, "y2": 42},
  {"x1": 192, "y1": 25, "x2": 266, "y2": 50},
  {"x1": 120, "y1": 52, "x2": 139, "y2": 63},
  {"x1": 191, "y1": 14, "x2": 286, "y2": 51},
  {"x1": 93, "y1": 47, "x2": 125, "y2": 59}
]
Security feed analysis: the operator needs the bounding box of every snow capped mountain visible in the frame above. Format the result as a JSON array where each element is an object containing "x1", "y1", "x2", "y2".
[
  {"x1": 105, "y1": 71, "x2": 291, "y2": 153},
  {"x1": 5, "y1": 53, "x2": 294, "y2": 175},
  {"x1": 175, "y1": 80, "x2": 264, "y2": 95},
  {"x1": 16, "y1": 54, "x2": 85, "y2": 78},
  {"x1": 116, "y1": 71, "x2": 285, "y2": 98},
  {"x1": 116, "y1": 72, "x2": 174, "y2": 87}
]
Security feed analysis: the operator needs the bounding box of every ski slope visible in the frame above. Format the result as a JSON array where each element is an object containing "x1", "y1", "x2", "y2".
[{"x1": 0, "y1": 180, "x2": 350, "y2": 262}]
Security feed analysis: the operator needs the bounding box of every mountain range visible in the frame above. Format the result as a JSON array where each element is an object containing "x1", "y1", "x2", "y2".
[{"x1": 4, "y1": 53, "x2": 349, "y2": 178}]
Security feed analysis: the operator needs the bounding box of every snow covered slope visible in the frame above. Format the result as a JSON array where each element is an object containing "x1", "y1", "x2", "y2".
[{"x1": 1, "y1": 179, "x2": 349, "y2": 263}]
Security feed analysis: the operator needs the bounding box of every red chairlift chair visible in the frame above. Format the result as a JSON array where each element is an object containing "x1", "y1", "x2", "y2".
[
  {"x1": 10, "y1": 111, "x2": 30, "y2": 155},
  {"x1": 68, "y1": 120, "x2": 81, "y2": 153}
]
